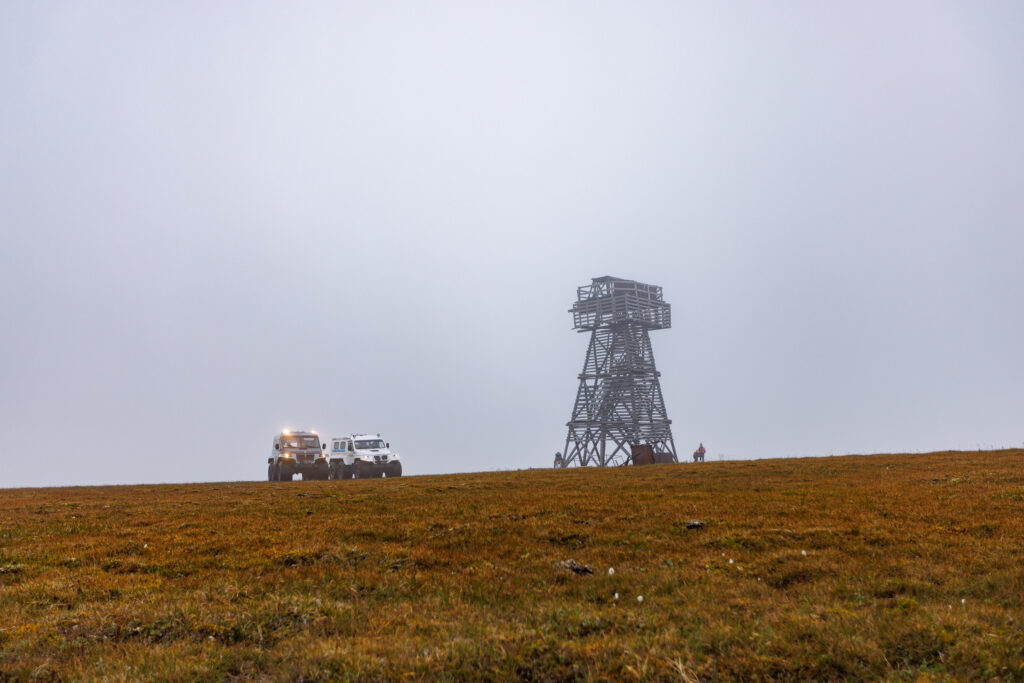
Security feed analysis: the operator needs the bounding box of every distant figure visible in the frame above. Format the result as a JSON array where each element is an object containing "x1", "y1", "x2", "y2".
[
  {"x1": 693, "y1": 443, "x2": 706, "y2": 463},
  {"x1": 554, "y1": 451, "x2": 564, "y2": 469}
]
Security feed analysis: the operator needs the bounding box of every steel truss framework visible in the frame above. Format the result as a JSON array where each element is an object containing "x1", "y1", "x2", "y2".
[{"x1": 562, "y1": 277, "x2": 677, "y2": 467}]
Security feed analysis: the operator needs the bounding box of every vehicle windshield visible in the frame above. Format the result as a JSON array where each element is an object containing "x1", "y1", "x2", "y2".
[
  {"x1": 354, "y1": 439, "x2": 386, "y2": 450},
  {"x1": 281, "y1": 436, "x2": 320, "y2": 449}
]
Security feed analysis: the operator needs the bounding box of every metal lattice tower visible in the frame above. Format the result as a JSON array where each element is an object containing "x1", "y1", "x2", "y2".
[{"x1": 561, "y1": 276, "x2": 677, "y2": 467}]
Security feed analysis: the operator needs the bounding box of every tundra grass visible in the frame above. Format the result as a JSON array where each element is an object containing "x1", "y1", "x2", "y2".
[{"x1": 1, "y1": 451, "x2": 1023, "y2": 680}]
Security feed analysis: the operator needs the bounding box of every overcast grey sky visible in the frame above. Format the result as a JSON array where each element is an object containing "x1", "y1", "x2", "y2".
[{"x1": 2, "y1": 2, "x2": 1022, "y2": 487}]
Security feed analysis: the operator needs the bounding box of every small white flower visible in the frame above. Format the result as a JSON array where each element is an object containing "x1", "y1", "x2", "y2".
[
  {"x1": 961, "y1": 598, "x2": 966, "y2": 604},
  {"x1": 608, "y1": 567, "x2": 615, "y2": 576},
  {"x1": 728, "y1": 558, "x2": 734, "y2": 564},
  {"x1": 637, "y1": 595, "x2": 644, "y2": 603},
  {"x1": 801, "y1": 550, "x2": 807, "y2": 556},
  {"x1": 613, "y1": 593, "x2": 619, "y2": 600}
]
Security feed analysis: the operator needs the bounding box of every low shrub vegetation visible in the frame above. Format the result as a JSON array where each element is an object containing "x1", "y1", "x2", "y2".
[{"x1": 1, "y1": 450, "x2": 1022, "y2": 679}]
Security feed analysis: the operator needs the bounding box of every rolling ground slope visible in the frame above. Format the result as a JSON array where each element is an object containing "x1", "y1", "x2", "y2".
[{"x1": 1, "y1": 451, "x2": 1023, "y2": 679}]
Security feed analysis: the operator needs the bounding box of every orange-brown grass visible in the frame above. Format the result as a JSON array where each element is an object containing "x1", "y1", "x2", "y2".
[{"x1": 2, "y1": 450, "x2": 1023, "y2": 680}]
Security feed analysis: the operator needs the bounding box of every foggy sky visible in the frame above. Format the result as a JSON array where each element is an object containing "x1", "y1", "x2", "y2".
[{"x1": 3, "y1": 2, "x2": 1023, "y2": 487}]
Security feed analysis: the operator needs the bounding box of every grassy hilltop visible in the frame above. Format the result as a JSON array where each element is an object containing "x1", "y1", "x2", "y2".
[{"x1": 2, "y1": 451, "x2": 1023, "y2": 680}]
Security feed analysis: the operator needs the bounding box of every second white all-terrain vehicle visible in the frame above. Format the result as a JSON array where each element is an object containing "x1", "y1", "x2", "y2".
[{"x1": 327, "y1": 434, "x2": 402, "y2": 479}]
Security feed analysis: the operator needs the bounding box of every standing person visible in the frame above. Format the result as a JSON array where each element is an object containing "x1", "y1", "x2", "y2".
[
  {"x1": 554, "y1": 452, "x2": 564, "y2": 469},
  {"x1": 697, "y1": 443, "x2": 706, "y2": 462}
]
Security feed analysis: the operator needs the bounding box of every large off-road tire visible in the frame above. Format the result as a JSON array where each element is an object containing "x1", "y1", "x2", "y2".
[
  {"x1": 316, "y1": 464, "x2": 330, "y2": 481},
  {"x1": 387, "y1": 462, "x2": 402, "y2": 478},
  {"x1": 278, "y1": 463, "x2": 293, "y2": 482},
  {"x1": 341, "y1": 464, "x2": 353, "y2": 479},
  {"x1": 268, "y1": 462, "x2": 276, "y2": 482}
]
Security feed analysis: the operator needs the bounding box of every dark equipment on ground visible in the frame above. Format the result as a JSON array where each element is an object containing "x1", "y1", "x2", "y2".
[
  {"x1": 630, "y1": 444, "x2": 676, "y2": 466},
  {"x1": 626, "y1": 444, "x2": 675, "y2": 464},
  {"x1": 632, "y1": 444, "x2": 656, "y2": 466}
]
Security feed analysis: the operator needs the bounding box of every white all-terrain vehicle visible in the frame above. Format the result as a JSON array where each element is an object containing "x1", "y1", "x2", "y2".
[
  {"x1": 268, "y1": 430, "x2": 328, "y2": 481},
  {"x1": 327, "y1": 434, "x2": 402, "y2": 479}
]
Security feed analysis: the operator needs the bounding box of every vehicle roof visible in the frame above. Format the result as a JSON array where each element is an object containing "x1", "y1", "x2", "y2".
[
  {"x1": 330, "y1": 434, "x2": 384, "y2": 440},
  {"x1": 276, "y1": 431, "x2": 317, "y2": 438}
]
